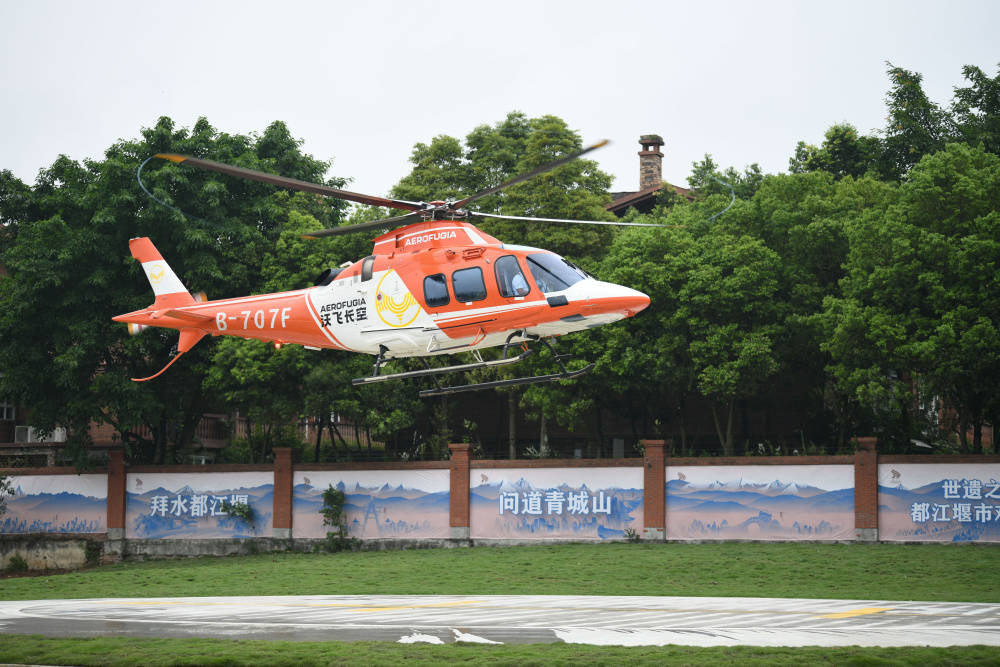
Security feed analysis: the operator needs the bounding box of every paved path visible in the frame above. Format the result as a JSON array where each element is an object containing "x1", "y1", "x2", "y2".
[{"x1": 1, "y1": 595, "x2": 998, "y2": 646}]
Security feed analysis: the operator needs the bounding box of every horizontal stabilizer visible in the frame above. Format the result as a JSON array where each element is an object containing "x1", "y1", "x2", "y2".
[{"x1": 163, "y1": 309, "x2": 214, "y2": 324}]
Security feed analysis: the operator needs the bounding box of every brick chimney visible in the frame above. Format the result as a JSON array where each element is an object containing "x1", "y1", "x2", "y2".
[{"x1": 638, "y1": 134, "x2": 664, "y2": 190}]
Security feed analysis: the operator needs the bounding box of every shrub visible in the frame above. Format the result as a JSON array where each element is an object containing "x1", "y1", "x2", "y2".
[
  {"x1": 6, "y1": 554, "x2": 28, "y2": 574},
  {"x1": 221, "y1": 499, "x2": 255, "y2": 530},
  {"x1": 321, "y1": 485, "x2": 358, "y2": 553}
]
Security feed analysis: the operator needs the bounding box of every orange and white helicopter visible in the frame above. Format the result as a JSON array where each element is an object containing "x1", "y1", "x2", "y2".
[{"x1": 114, "y1": 141, "x2": 660, "y2": 396}]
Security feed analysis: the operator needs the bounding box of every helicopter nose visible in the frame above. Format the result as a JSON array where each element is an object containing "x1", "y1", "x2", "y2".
[
  {"x1": 581, "y1": 281, "x2": 650, "y2": 318},
  {"x1": 615, "y1": 285, "x2": 651, "y2": 316}
]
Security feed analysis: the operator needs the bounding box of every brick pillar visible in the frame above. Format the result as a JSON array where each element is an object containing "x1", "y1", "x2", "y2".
[
  {"x1": 854, "y1": 437, "x2": 879, "y2": 542},
  {"x1": 105, "y1": 449, "x2": 127, "y2": 558},
  {"x1": 642, "y1": 439, "x2": 665, "y2": 540},
  {"x1": 273, "y1": 447, "x2": 293, "y2": 540},
  {"x1": 448, "y1": 443, "x2": 472, "y2": 540}
]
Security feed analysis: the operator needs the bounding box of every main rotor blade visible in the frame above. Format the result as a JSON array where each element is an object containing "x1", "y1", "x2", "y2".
[
  {"x1": 154, "y1": 154, "x2": 423, "y2": 212},
  {"x1": 450, "y1": 139, "x2": 609, "y2": 210},
  {"x1": 302, "y1": 211, "x2": 425, "y2": 239},
  {"x1": 471, "y1": 211, "x2": 679, "y2": 228}
]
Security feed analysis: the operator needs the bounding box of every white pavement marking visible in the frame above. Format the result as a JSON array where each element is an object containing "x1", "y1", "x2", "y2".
[
  {"x1": 0, "y1": 595, "x2": 997, "y2": 647},
  {"x1": 398, "y1": 632, "x2": 444, "y2": 644},
  {"x1": 452, "y1": 629, "x2": 503, "y2": 644}
]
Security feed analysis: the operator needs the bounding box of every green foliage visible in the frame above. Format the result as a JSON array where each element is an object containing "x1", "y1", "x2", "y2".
[
  {"x1": 220, "y1": 499, "x2": 255, "y2": 528},
  {"x1": 788, "y1": 124, "x2": 881, "y2": 179},
  {"x1": 393, "y1": 111, "x2": 615, "y2": 261},
  {"x1": 878, "y1": 63, "x2": 957, "y2": 181},
  {"x1": 599, "y1": 202, "x2": 785, "y2": 454},
  {"x1": 952, "y1": 64, "x2": 1000, "y2": 155},
  {"x1": 689, "y1": 154, "x2": 764, "y2": 199},
  {"x1": 3, "y1": 68, "x2": 999, "y2": 462},
  {"x1": 5, "y1": 553, "x2": 28, "y2": 574},
  {"x1": 825, "y1": 143, "x2": 1000, "y2": 451},
  {"x1": 0, "y1": 116, "x2": 347, "y2": 464},
  {"x1": 522, "y1": 444, "x2": 554, "y2": 459},
  {"x1": 84, "y1": 541, "x2": 103, "y2": 567},
  {"x1": 0, "y1": 474, "x2": 11, "y2": 516},
  {"x1": 320, "y1": 485, "x2": 358, "y2": 552}
]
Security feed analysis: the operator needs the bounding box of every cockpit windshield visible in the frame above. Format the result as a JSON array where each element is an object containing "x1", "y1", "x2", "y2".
[{"x1": 526, "y1": 253, "x2": 589, "y2": 293}]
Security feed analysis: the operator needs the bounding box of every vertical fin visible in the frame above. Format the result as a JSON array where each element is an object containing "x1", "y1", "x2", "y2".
[{"x1": 129, "y1": 237, "x2": 195, "y2": 308}]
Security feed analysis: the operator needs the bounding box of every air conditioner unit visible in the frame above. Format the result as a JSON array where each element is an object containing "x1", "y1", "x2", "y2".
[{"x1": 13, "y1": 426, "x2": 67, "y2": 443}]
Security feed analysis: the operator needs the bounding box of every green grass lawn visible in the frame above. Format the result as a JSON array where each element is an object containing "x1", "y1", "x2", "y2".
[
  {"x1": 3, "y1": 542, "x2": 999, "y2": 602},
  {"x1": 1, "y1": 637, "x2": 999, "y2": 667},
  {"x1": 2, "y1": 542, "x2": 999, "y2": 665}
]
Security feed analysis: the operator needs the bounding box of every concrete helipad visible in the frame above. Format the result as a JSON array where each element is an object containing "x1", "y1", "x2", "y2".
[{"x1": 0, "y1": 595, "x2": 998, "y2": 646}]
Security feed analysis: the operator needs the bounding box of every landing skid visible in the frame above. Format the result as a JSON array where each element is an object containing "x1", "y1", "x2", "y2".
[
  {"x1": 351, "y1": 348, "x2": 533, "y2": 386},
  {"x1": 419, "y1": 362, "x2": 594, "y2": 397},
  {"x1": 352, "y1": 333, "x2": 594, "y2": 396}
]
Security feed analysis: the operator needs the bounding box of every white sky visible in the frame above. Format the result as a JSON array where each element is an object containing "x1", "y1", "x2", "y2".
[{"x1": 2, "y1": 0, "x2": 997, "y2": 198}]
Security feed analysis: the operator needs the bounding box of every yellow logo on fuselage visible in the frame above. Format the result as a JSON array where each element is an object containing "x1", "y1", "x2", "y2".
[{"x1": 375, "y1": 270, "x2": 421, "y2": 328}]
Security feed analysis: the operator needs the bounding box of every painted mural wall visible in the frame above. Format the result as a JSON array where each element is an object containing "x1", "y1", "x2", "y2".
[
  {"x1": 1, "y1": 474, "x2": 106, "y2": 534},
  {"x1": 292, "y1": 470, "x2": 450, "y2": 539},
  {"x1": 879, "y1": 463, "x2": 1000, "y2": 543},
  {"x1": 125, "y1": 472, "x2": 273, "y2": 539},
  {"x1": 470, "y1": 467, "x2": 643, "y2": 540},
  {"x1": 666, "y1": 465, "x2": 855, "y2": 540}
]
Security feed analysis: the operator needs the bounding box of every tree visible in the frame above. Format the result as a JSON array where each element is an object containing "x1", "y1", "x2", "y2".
[
  {"x1": 878, "y1": 63, "x2": 956, "y2": 181},
  {"x1": 597, "y1": 220, "x2": 700, "y2": 451},
  {"x1": 394, "y1": 112, "x2": 615, "y2": 261},
  {"x1": 892, "y1": 143, "x2": 1000, "y2": 451},
  {"x1": 689, "y1": 154, "x2": 764, "y2": 200},
  {"x1": 746, "y1": 171, "x2": 897, "y2": 448},
  {"x1": 788, "y1": 124, "x2": 881, "y2": 180},
  {"x1": 952, "y1": 64, "x2": 1000, "y2": 156},
  {"x1": 825, "y1": 143, "x2": 1000, "y2": 452},
  {"x1": 0, "y1": 117, "x2": 346, "y2": 463},
  {"x1": 682, "y1": 230, "x2": 782, "y2": 455}
]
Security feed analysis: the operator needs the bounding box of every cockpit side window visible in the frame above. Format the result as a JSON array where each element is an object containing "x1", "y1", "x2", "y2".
[
  {"x1": 495, "y1": 255, "x2": 531, "y2": 298},
  {"x1": 423, "y1": 274, "x2": 450, "y2": 308},
  {"x1": 525, "y1": 253, "x2": 587, "y2": 293}
]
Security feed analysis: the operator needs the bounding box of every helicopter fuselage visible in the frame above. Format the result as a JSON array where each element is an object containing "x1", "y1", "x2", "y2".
[{"x1": 114, "y1": 220, "x2": 649, "y2": 363}]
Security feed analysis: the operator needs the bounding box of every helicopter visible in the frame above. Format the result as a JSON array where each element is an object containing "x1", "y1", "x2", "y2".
[{"x1": 113, "y1": 140, "x2": 660, "y2": 396}]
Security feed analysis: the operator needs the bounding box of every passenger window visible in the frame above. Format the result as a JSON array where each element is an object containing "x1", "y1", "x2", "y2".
[
  {"x1": 452, "y1": 267, "x2": 487, "y2": 302},
  {"x1": 423, "y1": 274, "x2": 450, "y2": 308},
  {"x1": 495, "y1": 255, "x2": 530, "y2": 298}
]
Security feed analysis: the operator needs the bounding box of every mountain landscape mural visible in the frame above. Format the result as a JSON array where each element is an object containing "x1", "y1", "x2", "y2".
[
  {"x1": 1, "y1": 475, "x2": 107, "y2": 534},
  {"x1": 470, "y1": 467, "x2": 643, "y2": 540},
  {"x1": 879, "y1": 463, "x2": 1000, "y2": 543},
  {"x1": 665, "y1": 465, "x2": 855, "y2": 540},
  {"x1": 125, "y1": 472, "x2": 274, "y2": 539},
  {"x1": 291, "y1": 471, "x2": 450, "y2": 539}
]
